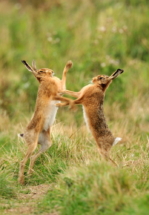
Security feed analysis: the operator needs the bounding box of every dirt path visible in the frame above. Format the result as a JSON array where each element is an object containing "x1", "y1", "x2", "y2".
[{"x1": 3, "y1": 184, "x2": 52, "y2": 215}]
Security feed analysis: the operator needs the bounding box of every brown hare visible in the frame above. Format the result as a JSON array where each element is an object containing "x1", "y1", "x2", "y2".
[
  {"x1": 18, "y1": 60, "x2": 73, "y2": 184},
  {"x1": 57, "y1": 69, "x2": 124, "y2": 165}
]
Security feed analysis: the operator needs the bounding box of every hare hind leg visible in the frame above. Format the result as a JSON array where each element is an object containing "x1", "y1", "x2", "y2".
[
  {"x1": 98, "y1": 148, "x2": 117, "y2": 167},
  {"x1": 28, "y1": 129, "x2": 51, "y2": 175},
  {"x1": 18, "y1": 141, "x2": 38, "y2": 184}
]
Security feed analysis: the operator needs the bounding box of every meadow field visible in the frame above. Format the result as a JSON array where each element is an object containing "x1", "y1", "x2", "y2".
[{"x1": 0, "y1": 0, "x2": 149, "y2": 214}]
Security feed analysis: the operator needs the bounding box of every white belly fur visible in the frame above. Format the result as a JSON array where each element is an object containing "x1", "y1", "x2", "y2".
[
  {"x1": 82, "y1": 106, "x2": 90, "y2": 132},
  {"x1": 43, "y1": 100, "x2": 60, "y2": 131}
]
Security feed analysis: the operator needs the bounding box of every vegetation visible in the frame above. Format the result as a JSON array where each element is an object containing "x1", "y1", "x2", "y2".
[{"x1": 0, "y1": 0, "x2": 149, "y2": 214}]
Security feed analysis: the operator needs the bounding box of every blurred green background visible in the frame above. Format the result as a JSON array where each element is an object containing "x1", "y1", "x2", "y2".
[
  {"x1": 0, "y1": 1, "x2": 149, "y2": 214},
  {"x1": 0, "y1": 0, "x2": 149, "y2": 126}
]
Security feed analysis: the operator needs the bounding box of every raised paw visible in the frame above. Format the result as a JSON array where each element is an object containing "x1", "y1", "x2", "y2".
[
  {"x1": 69, "y1": 101, "x2": 77, "y2": 111},
  {"x1": 66, "y1": 61, "x2": 73, "y2": 69},
  {"x1": 56, "y1": 103, "x2": 65, "y2": 107}
]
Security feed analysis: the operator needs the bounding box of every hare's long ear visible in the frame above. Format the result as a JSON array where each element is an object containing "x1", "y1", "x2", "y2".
[
  {"x1": 110, "y1": 69, "x2": 124, "y2": 80},
  {"x1": 22, "y1": 60, "x2": 37, "y2": 77},
  {"x1": 22, "y1": 60, "x2": 33, "y2": 72},
  {"x1": 32, "y1": 60, "x2": 37, "y2": 71}
]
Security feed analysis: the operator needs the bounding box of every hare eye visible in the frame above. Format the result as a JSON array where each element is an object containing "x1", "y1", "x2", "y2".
[
  {"x1": 39, "y1": 70, "x2": 44, "y2": 73},
  {"x1": 98, "y1": 77, "x2": 103, "y2": 80}
]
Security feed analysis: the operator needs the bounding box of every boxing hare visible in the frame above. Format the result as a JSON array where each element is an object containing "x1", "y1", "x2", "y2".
[
  {"x1": 57, "y1": 69, "x2": 124, "y2": 165},
  {"x1": 18, "y1": 60, "x2": 73, "y2": 184}
]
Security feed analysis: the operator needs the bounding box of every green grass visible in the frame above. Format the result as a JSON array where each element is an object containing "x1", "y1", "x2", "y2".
[
  {"x1": 0, "y1": 173, "x2": 17, "y2": 199},
  {"x1": 0, "y1": 122, "x2": 149, "y2": 214},
  {"x1": 0, "y1": 0, "x2": 149, "y2": 214},
  {"x1": 38, "y1": 163, "x2": 149, "y2": 215}
]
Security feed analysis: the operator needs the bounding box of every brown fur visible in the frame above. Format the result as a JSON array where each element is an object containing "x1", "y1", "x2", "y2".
[
  {"x1": 18, "y1": 60, "x2": 73, "y2": 184},
  {"x1": 57, "y1": 69, "x2": 124, "y2": 164}
]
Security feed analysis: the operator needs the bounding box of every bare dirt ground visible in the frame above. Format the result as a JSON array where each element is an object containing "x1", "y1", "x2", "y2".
[{"x1": 2, "y1": 184, "x2": 55, "y2": 215}]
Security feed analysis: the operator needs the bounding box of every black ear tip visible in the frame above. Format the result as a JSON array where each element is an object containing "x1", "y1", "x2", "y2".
[
  {"x1": 21, "y1": 60, "x2": 30, "y2": 68},
  {"x1": 117, "y1": 69, "x2": 124, "y2": 73},
  {"x1": 21, "y1": 60, "x2": 26, "y2": 65}
]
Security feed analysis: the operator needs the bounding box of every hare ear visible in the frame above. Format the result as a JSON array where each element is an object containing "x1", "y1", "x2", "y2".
[
  {"x1": 32, "y1": 60, "x2": 37, "y2": 71},
  {"x1": 22, "y1": 60, "x2": 34, "y2": 72},
  {"x1": 110, "y1": 69, "x2": 124, "y2": 80}
]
